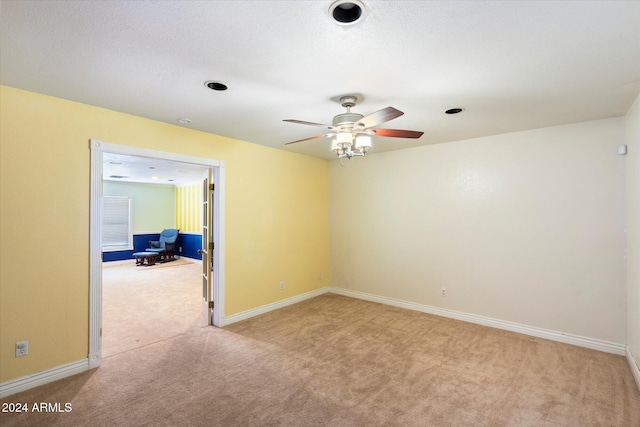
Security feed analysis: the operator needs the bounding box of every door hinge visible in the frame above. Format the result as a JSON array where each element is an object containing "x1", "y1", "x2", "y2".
[
  {"x1": 208, "y1": 300, "x2": 214, "y2": 309},
  {"x1": 99, "y1": 327, "x2": 102, "y2": 337},
  {"x1": 209, "y1": 241, "x2": 214, "y2": 250},
  {"x1": 209, "y1": 183, "x2": 215, "y2": 191}
]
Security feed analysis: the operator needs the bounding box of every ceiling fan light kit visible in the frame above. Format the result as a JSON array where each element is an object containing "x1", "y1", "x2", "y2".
[
  {"x1": 355, "y1": 135, "x2": 372, "y2": 150},
  {"x1": 331, "y1": 131, "x2": 371, "y2": 160},
  {"x1": 284, "y1": 95, "x2": 424, "y2": 164}
]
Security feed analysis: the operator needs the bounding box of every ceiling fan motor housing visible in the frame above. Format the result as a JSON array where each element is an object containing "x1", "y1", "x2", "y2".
[{"x1": 332, "y1": 112, "x2": 364, "y2": 128}]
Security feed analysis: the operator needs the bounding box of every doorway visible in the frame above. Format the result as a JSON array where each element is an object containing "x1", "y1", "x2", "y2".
[{"x1": 89, "y1": 139, "x2": 225, "y2": 369}]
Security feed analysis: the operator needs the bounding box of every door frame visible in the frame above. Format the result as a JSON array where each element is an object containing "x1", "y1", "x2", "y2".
[{"x1": 88, "y1": 139, "x2": 226, "y2": 369}]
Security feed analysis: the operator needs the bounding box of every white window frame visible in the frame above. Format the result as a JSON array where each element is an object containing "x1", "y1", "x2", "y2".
[{"x1": 101, "y1": 195, "x2": 133, "y2": 251}]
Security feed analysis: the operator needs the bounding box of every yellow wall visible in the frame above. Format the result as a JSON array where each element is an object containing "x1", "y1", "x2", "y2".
[
  {"x1": 0, "y1": 85, "x2": 329, "y2": 383},
  {"x1": 175, "y1": 182, "x2": 203, "y2": 233}
]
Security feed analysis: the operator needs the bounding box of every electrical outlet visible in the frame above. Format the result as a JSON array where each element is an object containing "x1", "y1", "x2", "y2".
[
  {"x1": 279, "y1": 282, "x2": 285, "y2": 290},
  {"x1": 318, "y1": 273, "x2": 322, "y2": 281},
  {"x1": 441, "y1": 287, "x2": 447, "y2": 297},
  {"x1": 16, "y1": 340, "x2": 28, "y2": 357}
]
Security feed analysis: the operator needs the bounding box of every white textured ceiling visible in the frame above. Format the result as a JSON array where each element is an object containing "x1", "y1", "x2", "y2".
[
  {"x1": 2, "y1": 0, "x2": 639, "y2": 163},
  {"x1": 103, "y1": 152, "x2": 209, "y2": 186}
]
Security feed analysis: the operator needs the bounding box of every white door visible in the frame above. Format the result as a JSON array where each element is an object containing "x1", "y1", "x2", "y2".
[{"x1": 200, "y1": 169, "x2": 214, "y2": 325}]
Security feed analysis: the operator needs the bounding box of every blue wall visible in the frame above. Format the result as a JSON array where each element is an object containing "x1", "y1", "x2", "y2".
[
  {"x1": 103, "y1": 233, "x2": 203, "y2": 262},
  {"x1": 179, "y1": 233, "x2": 203, "y2": 260}
]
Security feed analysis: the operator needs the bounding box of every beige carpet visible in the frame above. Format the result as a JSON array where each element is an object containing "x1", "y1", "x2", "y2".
[
  {"x1": 1, "y1": 294, "x2": 639, "y2": 426},
  {"x1": 102, "y1": 258, "x2": 205, "y2": 357}
]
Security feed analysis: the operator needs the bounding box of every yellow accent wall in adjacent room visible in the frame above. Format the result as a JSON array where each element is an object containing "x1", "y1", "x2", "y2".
[
  {"x1": 0, "y1": 85, "x2": 329, "y2": 383},
  {"x1": 175, "y1": 182, "x2": 203, "y2": 233}
]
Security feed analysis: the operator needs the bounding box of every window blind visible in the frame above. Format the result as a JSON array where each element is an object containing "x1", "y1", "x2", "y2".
[{"x1": 102, "y1": 196, "x2": 132, "y2": 250}]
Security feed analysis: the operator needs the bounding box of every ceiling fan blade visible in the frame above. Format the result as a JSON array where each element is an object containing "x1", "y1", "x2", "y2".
[
  {"x1": 356, "y1": 107, "x2": 404, "y2": 128},
  {"x1": 283, "y1": 119, "x2": 332, "y2": 128},
  {"x1": 372, "y1": 128, "x2": 424, "y2": 139},
  {"x1": 285, "y1": 133, "x2": 333, "y2": 145}
]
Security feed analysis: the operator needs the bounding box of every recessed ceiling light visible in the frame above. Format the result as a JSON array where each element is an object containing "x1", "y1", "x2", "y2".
[
  {"x1": 329, "y1": 0, "x2": 366, "y2": 25},
  {"x1": 151, "y1": 176, "x2": 158, "y2": 180},
  {"x1": 177, "y1": 118, "x2": 191, "y2": 124},
  {"x1": 204, "y1": 80, "x2": 228, "y2": 91},
  {"x1": 445, "y1": 108, "x2": 465, "y2": 114}
]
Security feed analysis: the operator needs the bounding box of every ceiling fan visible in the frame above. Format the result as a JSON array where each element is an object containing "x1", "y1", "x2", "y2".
[{"x1": 284, "y1": 96, "x2": 424, "y2": 159}]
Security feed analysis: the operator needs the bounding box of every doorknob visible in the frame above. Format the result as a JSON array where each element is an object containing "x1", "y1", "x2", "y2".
[{"x1": 197, "y1": 249, "x2": 204, "y2": 254}]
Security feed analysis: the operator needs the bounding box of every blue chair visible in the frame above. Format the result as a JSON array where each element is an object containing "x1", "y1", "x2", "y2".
[{"x1": 146, "y1": 229, "x2": 179, "y2": 262}]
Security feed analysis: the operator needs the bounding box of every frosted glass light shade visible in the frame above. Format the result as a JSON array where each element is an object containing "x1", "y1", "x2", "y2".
[
  {"x1": 336, "y1": 132, "x2": 352, "y2": 148},
  {"x1": 355, "y1": 135, "x2": 372, "y2": 151}
]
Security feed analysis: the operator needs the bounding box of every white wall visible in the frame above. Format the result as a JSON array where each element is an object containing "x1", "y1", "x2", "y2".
[
  {"x1": 329, "y1": 117, "x2": 626, "y2": 344},
  {"x1": 626, "y1": 95, "x2": 640, "y2": 368}
]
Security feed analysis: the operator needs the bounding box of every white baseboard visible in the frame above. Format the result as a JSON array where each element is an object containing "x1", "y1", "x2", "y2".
[
  {"x1": 0, "y1": 359, "x2": 90, "y2": 398},
  {"x1": 2, "y1": 288, "x2": 630, "y2": 397},
  {"x1": 221, "y1": 287, "x2": 330, "y2": 326},
  {"x1": 627, "y1": 346, "x2": 640, "y2": 391},
  {"x1": 329, "y1": 287, "x2": 626, "y2": 356}
]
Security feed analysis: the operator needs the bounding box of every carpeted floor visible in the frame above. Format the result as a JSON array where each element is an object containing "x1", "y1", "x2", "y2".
[
  {"x1": 1, "y1": 289, "x2": 639, "y2": 426},
  {"x1": 101, "y1": 258, "x2": 205, "y2": 357}
]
